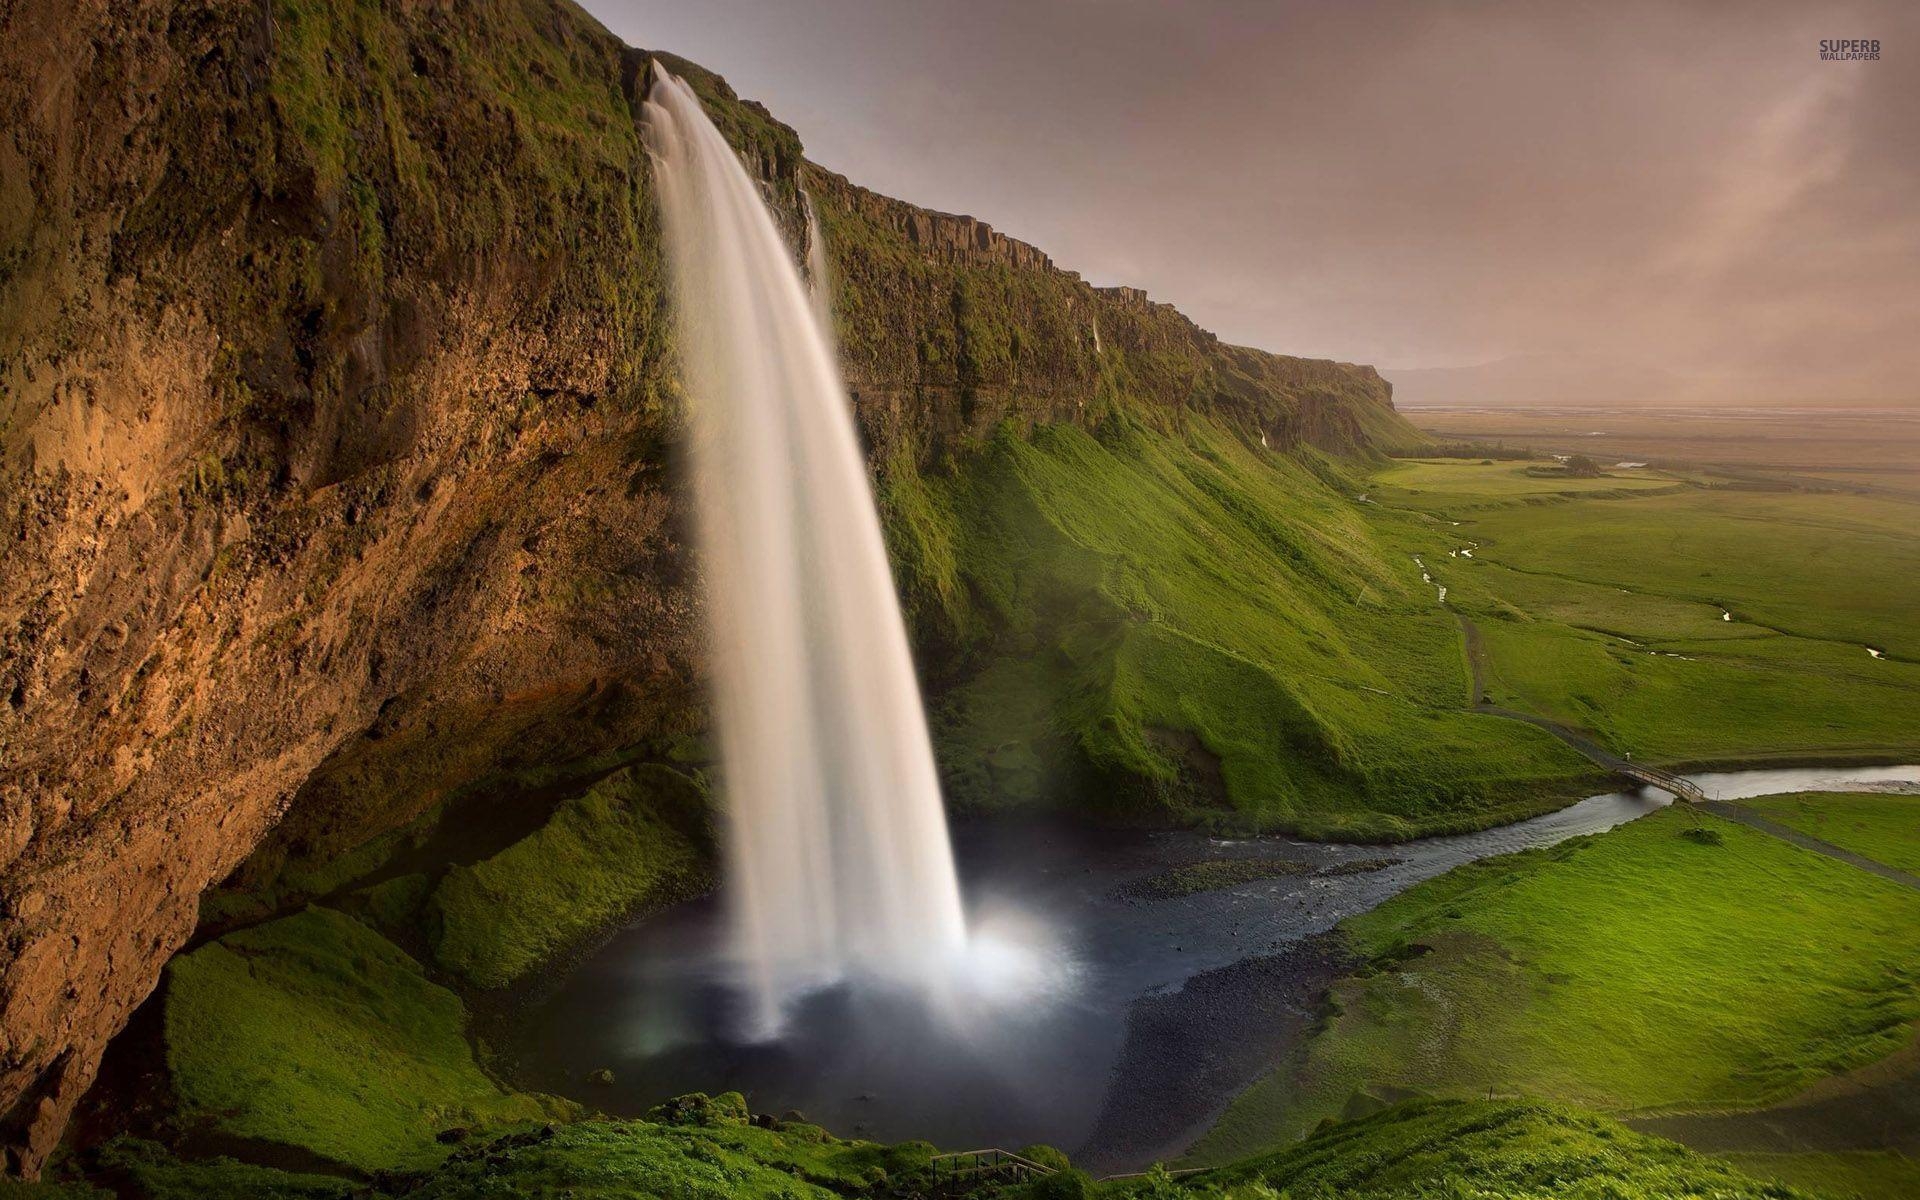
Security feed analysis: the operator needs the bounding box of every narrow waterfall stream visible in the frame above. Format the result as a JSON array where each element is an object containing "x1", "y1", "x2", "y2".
[{"x1": 642, "y1": 67, "x2": 971, "y2": 1036}]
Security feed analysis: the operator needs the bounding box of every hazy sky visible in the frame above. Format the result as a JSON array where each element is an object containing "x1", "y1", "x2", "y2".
[{"x1": 585, "y1": 0, "x2": 1920, "y2": 397}]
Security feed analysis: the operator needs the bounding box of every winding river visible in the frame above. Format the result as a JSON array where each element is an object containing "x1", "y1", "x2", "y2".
[{"x1": 507, "y1": 763, "x2": 1920, "y2": 1171}]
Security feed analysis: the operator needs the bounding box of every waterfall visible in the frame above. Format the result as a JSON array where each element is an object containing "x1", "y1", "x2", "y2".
[{"x1": 642, "y1": 66, "x2": 969, "y2": 1037}]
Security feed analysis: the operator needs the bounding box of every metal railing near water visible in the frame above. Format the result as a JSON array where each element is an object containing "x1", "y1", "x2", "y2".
[
  {"x1": 924, "y1": 1148, "x2": 1209, "y2": 1195},
  {"x1": 926, "y1": 1148, "x2": 1059, "y2": 1195}
]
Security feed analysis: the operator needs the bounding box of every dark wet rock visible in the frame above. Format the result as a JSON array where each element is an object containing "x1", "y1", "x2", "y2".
[{"x1": 1074, "y1": 933, "x2": 1356, "y2": 1173}]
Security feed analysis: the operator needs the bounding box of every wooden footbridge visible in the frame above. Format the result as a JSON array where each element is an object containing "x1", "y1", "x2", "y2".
[
  {"x1": 1613, "y1": 761, "x2": 1707, "y2": 803},
  {"x1": 1480, "y1": 706, "x2": 1709, "y2": 803}
]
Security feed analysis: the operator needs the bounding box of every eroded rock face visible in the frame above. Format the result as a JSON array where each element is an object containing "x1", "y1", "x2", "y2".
[
  {"x1": 0, "y1": 0, "x2": 704, "y2": 1172},
  {"x1": 0, "y1": 0, "x2": 1406, "y2": 1174},
  {"x1": 808, "y1": 164, "x2": 1401, "y2": 471}
]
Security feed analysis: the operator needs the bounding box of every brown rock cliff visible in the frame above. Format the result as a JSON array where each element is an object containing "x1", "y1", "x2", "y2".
[{"x1": 0, "y1": 0, "x2": 1410, "y2": 1174}]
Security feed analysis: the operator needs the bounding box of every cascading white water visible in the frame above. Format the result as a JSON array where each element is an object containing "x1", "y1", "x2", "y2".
[{"x1": 642, "y1": 66, "x2": 969, "y2": 1037}]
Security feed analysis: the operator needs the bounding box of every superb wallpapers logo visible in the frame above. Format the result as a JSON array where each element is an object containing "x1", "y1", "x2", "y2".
[{"x1": 1819, "y1": 39, "x2": 1880, "y2": 61}]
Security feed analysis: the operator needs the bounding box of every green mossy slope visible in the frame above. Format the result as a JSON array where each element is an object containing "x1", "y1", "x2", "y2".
[
  {"x1": 163, "y1": 907, "x2": 572, "y2": 1171},
  {"x1": 428, "y1": 764, "x2": 714, "y2": 989}
]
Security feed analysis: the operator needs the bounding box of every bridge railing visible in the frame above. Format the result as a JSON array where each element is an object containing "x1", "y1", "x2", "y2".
[
  {"x1": 1616, "y1": 763, "x2": 1707, "y2": 802},
  {"x1": 924, "y1": 1149, "x2": 1213, "y2": 1195},
  {"x1": 926, "y1": 1148, "x2": 1057, "y2": 1195}
]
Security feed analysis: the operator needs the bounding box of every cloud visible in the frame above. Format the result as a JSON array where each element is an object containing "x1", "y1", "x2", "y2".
[{"x1": 588, "y1": 0, "x2": 1920, "y2": 399}]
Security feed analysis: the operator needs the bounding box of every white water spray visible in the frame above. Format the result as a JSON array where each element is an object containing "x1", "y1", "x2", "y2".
[{"x1": 642, "y1": 67, "x2": 969, "y2": 1036}]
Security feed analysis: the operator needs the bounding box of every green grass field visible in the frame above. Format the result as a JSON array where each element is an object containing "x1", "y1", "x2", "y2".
[
  {"x1": 1371, "y1": 458, "x2": 1684, "y2": 499},
  {"x1": 1193, "y1": 807, "x2": 1920, "y2": 1165},
  {"x1": 1740, "y1": 792, "x2": 1920, "y2": 874},
  {"x1": 1720, "y1": 1151, "x2": 1920, "y2": 1200},
  {"x1": 1365, "y1": 459, "x2": 1920, "y2": 767}
]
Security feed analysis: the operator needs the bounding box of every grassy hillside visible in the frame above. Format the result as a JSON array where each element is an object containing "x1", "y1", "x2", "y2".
[
  {"x1": 43, "y1": 930, "x2": 1834, "y2": 1200},
  {"x1": 885, "y1": 420, "x2": 1597, "y2": 838},
  {"x1": 164, "y1": 907, "x2": 573, "y2": 1171},
  {"x1": 1194, "y1": 805, "x2": 1920, "y2": 1189},
  {"x1": 26, "y1": 1099, "x2": 1826, "y2": 1199},
  {"x1": 1136, "y1": 1098, "x2": 1819, "y2": 1200}
]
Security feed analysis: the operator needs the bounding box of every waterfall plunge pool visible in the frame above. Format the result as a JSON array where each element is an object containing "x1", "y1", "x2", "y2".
[{"x1": 504, "y1": 763, "x2": 1920, "y2": 1172}]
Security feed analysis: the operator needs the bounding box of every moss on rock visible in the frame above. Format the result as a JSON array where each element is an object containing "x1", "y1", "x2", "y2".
[
  {"x1": 163, "y1": 906, "x2": 572, "y2": 1171},
  {"x1": 428, "y1": 764, "x2": 714, "y2": 989}
]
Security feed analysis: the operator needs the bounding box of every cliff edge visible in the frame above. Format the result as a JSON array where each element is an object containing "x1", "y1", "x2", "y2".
[{"x1": 0, "y1": 0, "x2": 1413, "y2": 1173}]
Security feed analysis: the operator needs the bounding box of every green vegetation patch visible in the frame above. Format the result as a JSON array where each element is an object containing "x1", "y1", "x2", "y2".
[
  {"x1": 89, "y1": 1138, "x2": 352, "y2": 1200},
  {"x1": 1742, "y1": 791, "x2": 1920, "y2": 875},
  {"x1": 1368, "y1": 459, "x2": 1920, "y2": 767},
  {"x1": 164, "y1": 906, "x2": 571, "y2": 1171},
  {"x1": 0, "y1": 1179, "x2": 106, "y2": 1199},
  {"x1": 1195, "y1": 807, "x2": 1920, "y2": 1162},
  {"x1": 1119, "y1": 858, "x2": 1311, "y2": 901},
  {"x1": 428, "y1": 765, "x2": 714, "y2": 989},
  {"x1": 396, "y1": 1098, "x2": 932, "y2": 1200},
  {"x1": 1721, "y1": 1150, "x2": 1920, "y2": 1200},
  {"x1": 50, "y1": 1099, "x2": 931, "y2": 1200},
  {"x1": 1134, "y1": 1098, "x2": 1819, "y2": 1200},
  {"x1": 899, "y1": 419, "x2": 1594, "y2": 838}
]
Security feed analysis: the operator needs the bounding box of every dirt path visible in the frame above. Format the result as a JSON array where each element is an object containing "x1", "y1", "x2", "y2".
[
  {"x1": 1455, "y1": 612, "x2": 1632, "y2": 768},
  {"x1": 1700, "y1": 802, "x2": 1920, "y2": 892},
  {"x1": 1454, "y1": 612, "x2": 1488, "y2": 704},
  {"x1": 1455, "y1": 612, "x2": 1920, "y2": 890}
]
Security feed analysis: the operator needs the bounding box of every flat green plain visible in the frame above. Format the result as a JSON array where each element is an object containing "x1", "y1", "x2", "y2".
[
  {"x1": 1365, "y1": 459, "x2": 1920, "y2": 766},
  {"x1": 1371, "y1": 458, "x2": 1683, "y2": 497}
]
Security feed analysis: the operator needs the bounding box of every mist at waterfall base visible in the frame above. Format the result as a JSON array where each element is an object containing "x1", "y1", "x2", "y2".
[{"x1": 640, "y1": 66, "x2": 1067, "y2": 1044}]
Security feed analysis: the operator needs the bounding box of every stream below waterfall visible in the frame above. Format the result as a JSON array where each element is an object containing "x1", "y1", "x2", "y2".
[{"x1": 506, "y1": 763, "x2": 1920, "y2": 1171}]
